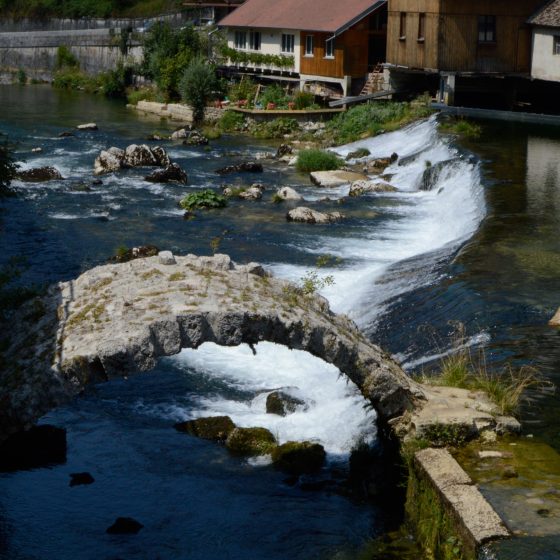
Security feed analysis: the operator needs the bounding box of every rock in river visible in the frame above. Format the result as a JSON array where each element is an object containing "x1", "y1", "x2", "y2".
[
  {"x1": 144, "y1": 163, "x2": 188, "y2": 184},
  {"x1": 271, "y1": 441, "x2": 326, "y2": 474},
  {"x1": 266, "y1": 390, "x2": 306, "y2": 416},
  {"x1": 106, "y1": 517, "x2": 144, "y2": 535},
  {"x1": 287, "y1": 207, "x2": 344, "y2": 224},
  {"x1": 349, "y1": 179, "x2": 397, "y2": 196},
  {"x1": 216, "y1": 162, "x2": 263, "y2": 175},
  {"x1": 175, "y1": 416, "x2": 236, "y2": 442},
  {"x1": 225, "y1": 427, "x2": 276, "y2": 455},
  {"x1": 275, "y1": 186, "x2": 303, "y2": 201},
  {"x1": 76, "y1": 123, "x2": 98, "y2": 131},
  {"x1": 310, "y1": 170, "x2": 367, "y2": 187},
  {"x1": 16, "y1": 166, "x2": 64, "y2": 182}
]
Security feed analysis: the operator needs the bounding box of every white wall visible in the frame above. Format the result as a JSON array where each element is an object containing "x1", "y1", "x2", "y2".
[
  {"x1": 531, "y1": 27, "x2": 560, "y2": 82},
  {"x1": 226, "y1": 28, "x2": 300, "y2": 72}
]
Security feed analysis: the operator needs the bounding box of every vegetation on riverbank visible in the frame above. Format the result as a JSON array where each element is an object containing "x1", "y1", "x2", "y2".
[
  {"x1": 296, "y1": 149, "x2": 342, "y2": 172},
  {"x1": 420, "y1": 324, "x2": 551, "y2": 415},
  {"x1": 439, "y1": 118, "x2": 481, "y2": 139},
  {"x1": 0, "y1": 0, "x2": 182, "y2": 19}
]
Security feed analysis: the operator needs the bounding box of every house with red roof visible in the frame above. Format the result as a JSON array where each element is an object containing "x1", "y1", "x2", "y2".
[{"x1": 218, "y1": 0, "x2": 387, "y2": 97}]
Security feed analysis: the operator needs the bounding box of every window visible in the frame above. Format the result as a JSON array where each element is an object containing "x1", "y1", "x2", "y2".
[
  {"x1": 248, "y1": 30, "x2": 261, "y2": 50},
  {"x1": 325, "y1": 37, "x2": 335, "y2": 58},
  {"x1": 554, "y1": 36, "x2": 560, "y2": 55},
  {"x1": 399, "y1": 12, "x2": 407, "y2": 39},
  {"x1": 478, "y1": 15, "x2": 496, "y2": 43},
  {"x1": 234, "y1": 31, "x2": 246, "y2": 49},
  {"x1": 281, "y1": 33, "x2": 295, "y2": 53},
  {"x1": 418, "y1": 13, "x2": 425, "y2": 41},
  {"x1": 305, "y1": 34, "x2": 314, "y2": 56}
]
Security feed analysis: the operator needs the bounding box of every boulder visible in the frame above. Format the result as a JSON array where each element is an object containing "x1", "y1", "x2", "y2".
[
  {"x1": 271, "y1": 441, "x2": 326, "y2": 474},
  {"x1": 364, "y1": 153, "x2": 398, "y2": 173},
  {"x1": 94, "y1": 147, "x2": 125, "y2": 175},
  {"x1": 158, "y1": 251, "x2": 176, "y2": 265},
  {"x1": 238, "y1": 183, "x2": 265, "y2": 200},
  {"x1": 106, "y1": 517, "x2": 143, "y2": 535},
  {"x1": 310, "y1": 170, "x2": 367, "y2": 187},
  {"x1": 345, "y1": 148, "x2": 371, "y2": 161},
  {"x1": 225, "y1": 427, "x2": 276, "y2": 455},
  {"x1": 275, "y1": 186, "x2": 303, "y2": 201},
  {"x1": 144, "y1": 163, "x2": 188, "y2": 184},
  {"x1": 0, "y1": 425, "x2": 66, "y2": 472},
  {"x1": 16, "y1": 166, "x2": 64, "y2": 182},
  {"x1": 287, "y1": 207, "x2": 344, "y2": 224},
  {"x1": 266, "y1": 391, "x2": 306, "y2": 416},
  {"x1": 171, "y1": 127, "x2": 191, "y2": 140},
  {"x1": 349, "y1": 180, "x2": 398, "y2": 196},
  {"x1": 76, "y1": 123, "x2": 98, "y2": 131},
  {"x1": 216, "y1": 162, "x2": 263, "y2": 175},
  {"x1": 276, "y1": 144, "x2": 293, "y2": 158},
  {"x1": 182, "y1": 130, "x2": 209, "y2": 146},
  {"x1": 69, "y1": 472, "x2": 95, "y2": 486},
  {"x1": 549, "y1": 308, "x2": 560, "y2": 326},
  {"x1": 124, "y1": 144, "x2": 159, "y2": 167},
  {"x1": 151, "y1": 145, "x2": 171, "y2": 166},
  {"x1": 174, "y1": 416, "x2": 235, "y2": 442}
]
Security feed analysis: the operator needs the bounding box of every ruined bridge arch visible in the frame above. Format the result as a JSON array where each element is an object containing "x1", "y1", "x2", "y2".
[{"x1": 1, "y1": 254, "x2": 424, "y2": 441}]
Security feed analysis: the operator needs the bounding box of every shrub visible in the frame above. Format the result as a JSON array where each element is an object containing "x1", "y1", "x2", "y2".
[
  {"x1": 293, "y1": 91, "x2": 315, "y2": 110},
  {"x1": 179, "y1": 58, "x2": 217, "y2": 125},
  {"x1": 252, "y1": 117, "x2": 299, "y2": 139},
  {"x1": 16, "y1": 68, "x2": 26, "y2": 85},
  {"x1": 218, "y1": 110, "x2": 245, "y2": 132},
  {"x1": 98, "y1": 63, "x2": 132, "y2": 98},
  {"x1": 126, "y1": 86, "x2": 158, "y2": 105},
  {"x1": 296, "y1": 149, "x2": 343, "y2": 172},
  {"x1": 179, "y1": 189, "x2": 227, "y2": 211},
  {"x1": 260, "y1": 83, "x2": 289, "y2": 108},
  {"x1": 440, "y1": 118, "x2": 482, "y2": 139},
  {"x1": 52, "y1": 68, "x2": 92, "y2": 91},
  {"x1": 56, "y1": 45, "x2": 79, "y2": 69},
  {"x1": 227, "y1": 77, "x2": 258, "y2": 103}
]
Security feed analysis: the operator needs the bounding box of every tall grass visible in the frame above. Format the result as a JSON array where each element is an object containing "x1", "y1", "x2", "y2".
[{"x1": 422, "y1": 324, "x2": 553, "y2": 416}]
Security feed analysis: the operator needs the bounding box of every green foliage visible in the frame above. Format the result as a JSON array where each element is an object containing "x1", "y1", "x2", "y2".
[
  {"x1": 251, "y1": 117, "x2": 298, "y2": 139},
  {"x1": 142, "y1": 22, "x2": 205, "y2": 99},
  {"x1": 56, "y1": 45, "x2": 79, "y2": 69},
  {"x1": 179, "y1": 57, "x2": 217, "y2": 124},
  {"x1": 0, "y1": 135, "x2": 19, "y2": 197},
  {"x1": 179, "y1": 189, "x2": 227, "y2": 211},
  {"x1": 98, "y1": 62, "x2": 132, "y2": 98},
  {"x1": 300, "y1": 270, "x2": 334, "y2": 295},
  {"x1": 16, "y1": 68, "x2": 26, "y2": 85},
  {"x1": 260, "y1": 83, "x2": 289, "y2": 108},
  {"x1": 293, "y1": 90, "x2": 315, "y2": 110},
  {"x1": 325, "y1": 97, "x2": 433, "y2": 145},
  {"x1": 126, "y1": 86, "x2": 159, "y2": 105},
  {"x1": 221, "y1": 45, "x2": 294, "y2": 69},
  {"x1": 439, "y1": 118, "x2": 481, "y2": 139},
  {"x1": 52, "y1": 68, "x2": 91, "y2": 91},
  {"x1": 226, "y1": 77, "x2": 258, "y2": 103},
  {"x1": 218, "y1": 110, "x2": 246, "y2": 132},
  {"x1": 296, "y1": 149, "x2": 343, "y2": 172},
  {"x1": 422, "y1": 423, "x2": 471, "y2": 448}
]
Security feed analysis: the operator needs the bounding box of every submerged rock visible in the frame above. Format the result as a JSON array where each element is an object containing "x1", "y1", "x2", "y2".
[
  {"x1": 0, "y1": 425, "x2": 66, "y2": 471},
  {"x1": 58, "y1": 131, "x2": 75, "y2": 138},
  {"x1": 174, "y1": 416, "x2": 236, "y2": 442},
  {"x1": 216, "y1": 162, "x2": 263, "y2": 175},
  {"x1": 271, "y1": 441, "x2": 326, "y2": 474},
  {"x1": 276, "y1": 144, "x2": 293, "y2": 159},
  {"x1": 239, "y1": 184, "x2": 265, "y2": 200},
  {"x1": 287, "y1": 207, "x2": 344, "y2": 224},
  {"x1": 144, "y1": 163, "x2": 188, "y2": 184},
  {"x1": 345, "y1": 148, "x2": 371, "y2": 161},
  {"x1": 69, "y1": 472, "x2": 95, "y2": 486},
  {"x1": 225, "y1": 427, "x2": 276, "y2": 455},
  {"x1": 106, "y1": 517, "x2": 144, "y2": 535},
  {"x1": 349, "y1": 179, "x2": 397, "y2": 196},
  {"x1": 363, "y1": 153, "x2": 398, "y2": 173},
  {"x1": 266, "y1": 391, "x2": 306, "y2": 416},
  {"x1": 16, "y1": 166, "x2": 63, "y2": 182}
]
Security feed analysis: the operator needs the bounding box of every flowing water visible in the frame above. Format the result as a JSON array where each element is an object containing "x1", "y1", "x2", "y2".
[{"x1": 0, "y1": 85, "x2": 559, "y2": 559}]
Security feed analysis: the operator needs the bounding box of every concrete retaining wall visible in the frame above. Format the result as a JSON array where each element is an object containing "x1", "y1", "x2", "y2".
[{"x1": 132, "y1": 100, "x2": 223, "y2": 123}]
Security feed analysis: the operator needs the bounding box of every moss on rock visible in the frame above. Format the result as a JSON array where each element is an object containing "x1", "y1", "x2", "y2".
[
  {"x1": 271, "y1": 441, "x2": 326, "y2": 474},
  {"x1": 174, "y1": 416, "x2": 236, "y2": 442},
  {"x1": 266, "y1": 391, "x2": 305, "y2": 416},
  {"x1": 225, "y1": 427, "x2": 276, "y2": 455}
]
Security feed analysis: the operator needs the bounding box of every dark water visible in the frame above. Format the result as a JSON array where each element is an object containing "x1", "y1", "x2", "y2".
[{"x1": 1, "y1": 85, "x2": 560, "y2": 559}]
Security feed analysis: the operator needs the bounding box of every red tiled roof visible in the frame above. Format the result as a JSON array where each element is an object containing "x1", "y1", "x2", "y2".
[
  {"x1": 529, "y1": 0, "x2": 560, "y2": 27},
  {"x1": 218, "y1": 0, "x2": 386, "y2": 34}
]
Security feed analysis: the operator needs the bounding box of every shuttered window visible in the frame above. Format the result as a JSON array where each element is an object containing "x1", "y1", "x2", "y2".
[{"x1": 478, "y1": 15, "x2": 496, "y2": 43}]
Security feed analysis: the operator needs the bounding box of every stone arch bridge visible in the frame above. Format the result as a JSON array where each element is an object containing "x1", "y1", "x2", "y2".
[{"x1": 0, "y1": 253, "x2": 425, "y2": 442}]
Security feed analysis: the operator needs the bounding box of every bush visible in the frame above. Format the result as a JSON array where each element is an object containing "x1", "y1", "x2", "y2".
[
  {"x1": 252, "y1": 117, "x2": 299, "y2": 139},
  {"x1": 293, "y1": 91, "x2": 315, "y2": 110},
  {"x1": 179, "y1": 189, "x2": 227, "y2": 211},
  {"x1": 227, "y1": 77, "x2": 258, "y2": 103},
  {"x1": 179, "y1": 57, "x2": 217, "y2": 125},
  {"x1": 56, "y1": 45, "x2": 79, "y2": 69},
  {"x1": 296, "y1": 149, "x2": 343, "y2": 172},
  {"x1": 126, "y1": 86, "x2": 159, "y2": 105},
  {"x1": 218, "y1": 110, "x2": 246, "y2": 132},
  {"x1": 98, "y1": 63, "x2": 133, "y2": 98},
  {"x1": 52, "y1": 68, "x2": 92, "y2": 91},
  {"x1": 16, "y1": 68, "x2": 26, "y2": 85},
  {"x1": 260, "y1": 83, "x2": 289, "y2": 108}
]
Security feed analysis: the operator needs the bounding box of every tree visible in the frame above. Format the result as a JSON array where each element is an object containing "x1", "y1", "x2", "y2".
[
  {"x1": 0, "y1": 136, "x2": 18, "y2": 197},
  {"x1": 179, "y1": 58, "x2": 217, "y2": 125}
]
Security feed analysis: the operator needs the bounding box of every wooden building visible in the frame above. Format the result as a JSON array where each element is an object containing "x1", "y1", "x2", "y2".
[
  {"x1": 386, "y1": 0, "x2": 549, "y2": 106},
  {"x1": 219, "y1": 0, "x2": 387, "y2": 96}
]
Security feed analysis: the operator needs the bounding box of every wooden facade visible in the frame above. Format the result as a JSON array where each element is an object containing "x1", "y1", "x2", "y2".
[
  {"x1": 299, "y1": 10, "x2": 387, "y2": 79},
  {"x1": 387, "y1": 0, "x2": 547, "y2": 74}
]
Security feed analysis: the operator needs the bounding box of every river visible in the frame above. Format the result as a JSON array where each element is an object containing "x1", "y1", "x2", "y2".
[{"x1": 0, "y1": 85, "x2": 559, "y2": 559}]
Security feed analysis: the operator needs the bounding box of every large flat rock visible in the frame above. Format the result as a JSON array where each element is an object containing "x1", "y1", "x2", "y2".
[{"x1": 310, "y1": 170, "x2": 367, "y2": 187}]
